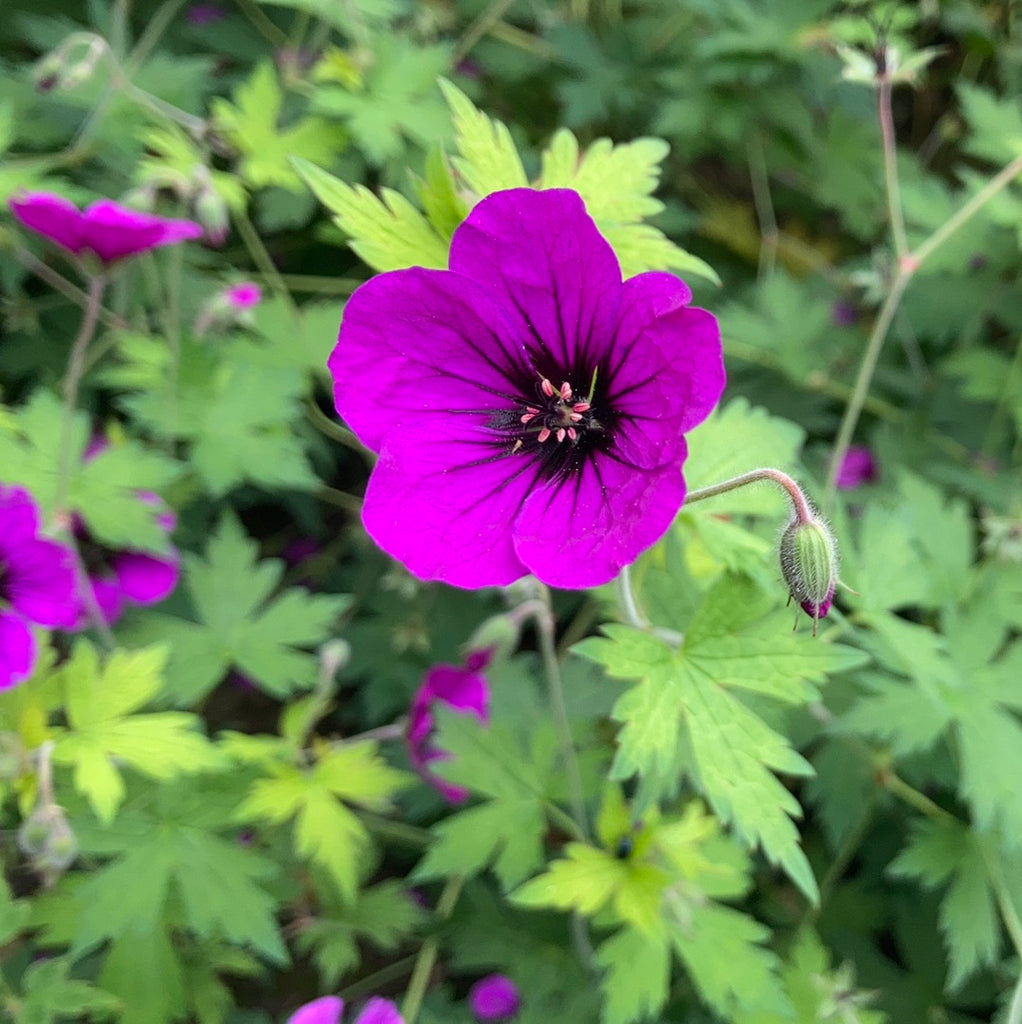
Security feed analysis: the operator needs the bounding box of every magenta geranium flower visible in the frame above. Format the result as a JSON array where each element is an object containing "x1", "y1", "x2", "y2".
[
  {"x1": 469, "y1": 975, "x2": 521, "y2": 1021},
  {"x1": 8, "y1": 192, "x2": 202, "y2": 266},
  {"x1": 287, "y1": 995, "x2": 402, "y2": 1024},
  {"x1": 0, "y1": 484, "x2": 78, "y2": 690},
  {"x1": 408, "y1": 650, "x2": 491, "y2": 803},
  {"x1": 329, "y1": 188, "x2": 724, "y2": 590},
  {"x1": 835, "y1": 446, "x2": 879, "y2": 489},
  {"x1": 224, "y1": 281, "x2": 262, "y2": 309}
]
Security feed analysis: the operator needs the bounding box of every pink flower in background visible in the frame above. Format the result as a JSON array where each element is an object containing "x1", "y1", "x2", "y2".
[
  {"x1": 186, "y1": 2, "x2": 225, "y2": 25},
  {"x1": 224, "y1": 281, "x2": 262, "y2": 309},
  {"x1": 0, "y1": 485, "x2": 78, "y2": 690},
  {"x1": 8, "y1": 192, "x2": 202, "y2": 265},
  {"x1": 288, "y1": 995, "x2": 402, "y2": 1024},
  {"x1": 835, "y1": 446, "x2": 878, "y2": 489},
  {"x1": 469, "y1": 975, "x2": 521, "y2": 1021},
  {"x1": 72, "y1": 439, "x2": 179, "y2": 629},
  {"x1": 408, "y1": 650, "x2": 491, "y2": 803},
  {"x1": 329, "y1": 188, "x2": 724, "y2": 590}
]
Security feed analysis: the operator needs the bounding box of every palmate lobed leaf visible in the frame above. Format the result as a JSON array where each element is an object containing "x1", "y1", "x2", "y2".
[
  {"x1": 125, "y1": 515, "x2": 349, "y2": 703},
  {"x1": 51, "y1": 642, "x2": 224, "y2": 823},
  {"x1": 576, "y1": 575, "x2": 865, "y2": 902}
]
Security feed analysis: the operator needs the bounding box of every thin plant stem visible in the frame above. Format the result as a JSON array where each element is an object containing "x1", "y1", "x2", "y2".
[
  {"x1": 55, "y1": 274, "x2": 107, "y2": 518},
  {"x1": 453, "y1": 0, "x2": 519, "y2": 63},
  {"x1": 66, "y1": 535, "x2": 118, "y2": 650},
  {"x1": 13, "y1": 248, "x2": 126, "y2": 330},
  {"x1": 533, "y1": 583, "x2": 590, "y2": 839},
  {"x1": 882, "y1": 771, "x2": 955, "y2": 823},
  {"x1": 1008, "y1": 975, "x2": 1022, "y2": 1024},
  {"x1": 234, "y1": 0, "x2": 290, "y2": 46},
  {"x1": 878, "y1": 73, "x2": 909, "y2": 260},
  {"x1": 233, "y1": 206, "x2": 299, "y2": 318},
  {"x1": 306, "y1": 398, "x2": 372, "y2": 456},
  {"x1": 401, "y1": 875, "x2": 464, "y2": 1024},
  {"x1": 317, "y1": 486, "x2": 363, "y2": 514},
  {"x1": 824, "y1": 270, "x2": 911, "y2": 505},
  {"x1": 339, "y1": 953, "x2": 420, "y2": 1003},
  {"x1": 747, "y1": 132, "x2": 778, "y2": 281},
  {"x1": 685, "y1": 467, "x2": 814, "y2": 522},
  {"x1": 825, "y1": 146, "x2": 1022, "y2": 502},
  {"x1": 616, "y1": 564, "x2": 649, "y2": 629}
]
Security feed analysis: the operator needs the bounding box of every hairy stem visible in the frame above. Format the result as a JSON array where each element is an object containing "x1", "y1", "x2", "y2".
[
  {"x1": 685, "y1": 467, "x2": 815, "y2": 522},
  {"x1": 878, "y1": 73, "x2": 909, "y2": 260}
]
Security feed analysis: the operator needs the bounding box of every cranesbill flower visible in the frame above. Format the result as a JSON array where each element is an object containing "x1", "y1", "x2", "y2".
[
  {"x1": 329, "y1": 188, "x2": 724, "y2": 590},
  {"x1": 8, "y1": 192, "x2": 202, "y2": 266},
  {"x1": 469, "y1": 975, "x2": 521, "y2": 1021},
  {"x1": 835, "y1": 446, "x2": 878, "y2": 489},
  {"x1": 408, "y1": 650, "x2": 491, "y2": 803},
  {"x1": 224, "y1": 281, "x2": 262, "y2": 309},
  {"x1": 287, "y1": 995, "x2": 403, "y2": 1024},
  {"x1": 0, "y1": 484, "x2": 78, "y2": 690}
]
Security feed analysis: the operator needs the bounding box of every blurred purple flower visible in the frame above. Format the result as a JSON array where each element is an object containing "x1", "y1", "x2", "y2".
[
  {"x1": 835, "y1": 446, "x2": 878, "y2": 490},
  {"x1": 71, "y1": 439, "x2": 179, "y2": 629},
  {"x1": 288, "y1": 996, "x2": 402, "y2": 1024},
  {"x1": 831, "y1": 301, "x2": 859, "y2": 327},
  {"x1": 329, "y1": 188, "x2": 724, "y2": 590},
  {"x1": 408, "y1": 650, "x2": 491, "y2": 803},
  {"x1": 469, "y1": 975, "x2": 521, "y2": 1021},
  {"x1": 0, "y1": 485, "x2": 78, "y2": 690},
  {"x1": 8, "y1": 192, "x2": 202, "y2": 266},
  {"x1": 224, "y1": 281, "x2": 262, "y2": 309},
  {"x1": 186, "y1": 3, "x2": 225, "y2": 25}
]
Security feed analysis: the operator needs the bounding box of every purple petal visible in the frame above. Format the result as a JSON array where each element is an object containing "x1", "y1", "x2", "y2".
[
  {"x1": 4, "y1": 536, "x2": 79, "y2": 629},
  {"x1": 449, "y1": 188, "x2": 622, "y2": 372},
  {"x1": 331, "y1": 268, "x2": 527, "y2": 452},
  {"x1": 0, "y1": 484, "x2": 43, "y2": 545},
  {"x1": 513, "y1": 450, "x2": 689, "y2": 589},
  {"x1": 362, "y1": 419, "x2": 535, "y2": 587},
  {"x1": 8, "y1": 192, "x2": 87, "y2": 256},
  {"x1": 287, "y1": 996, "x2": 344, "y2": 1024},
  {"x1": 81, "y1": 199, "x2": 203, "y2": 263},
  {"x1": 0, "y1": 611, "x2": 37, "y2": 691},
  {"x1": 352, "y1": 998, "x2": 404, "y2": 1024},
  {"x1": 469, "y1": 975, "x2": 521, "y2": 1021},
  {"x1": 225, "y1": 282, "x2": 262, "y2": 308},
  {"x1": 110, "y1": 551, "x2": 179, "y2": 605},
  {"x1": 835, "y1": 446, "x2": 878, "y2": 489}
]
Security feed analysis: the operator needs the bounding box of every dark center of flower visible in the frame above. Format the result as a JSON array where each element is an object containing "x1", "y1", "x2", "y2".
[{"x1": 489, "y1": 364, "x2": 615, "y2": 481}]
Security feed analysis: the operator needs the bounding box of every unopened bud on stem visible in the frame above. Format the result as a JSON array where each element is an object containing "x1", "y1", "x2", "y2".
[{"x1": 779, "y1": 514, "x2": 839, "y2": 635}]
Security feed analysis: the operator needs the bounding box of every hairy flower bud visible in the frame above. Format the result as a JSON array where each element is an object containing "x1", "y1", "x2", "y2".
[{"x1": 779, "y1": 515, "x2": 839, "y2": 634}]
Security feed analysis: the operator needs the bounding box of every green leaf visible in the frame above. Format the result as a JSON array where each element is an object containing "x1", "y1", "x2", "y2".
[
  {"x1": 52, "y1": 643, "x2": 223, "y2": 823},
  {"x1": 294, "y1": 156, "x2": 449, "y2": 271},
  {"x1": 310, "y1": 37, "x2": 451, "y2": 165},
  {"x1": 670, "y1": 901, "x2": 790, "y2": 1018},
  {"x1": 0, "y1": 390, "x2": 181, "y2": 550},
  {"x1": 99, "y1": 927, "x2": 184, "y2": 1024},
  {"x1": 413, "y1": 797, "x2": 547, "y2": 890},
  {"x1": 211, "y1": 61, "x2": 343, "y2": 190},
  {"x1": 577, "y1": 574, "x2": 865, "y2": 901},
  {"x1": 595, "y1": 927, "x2": 670, "y2": 1024},
  {"x1": 126, "y1": 515, "x2": 349, "y2": 703},
  {"x1": 16, "y1": 957, "x2": 121, "y2": 1024},
  {"x1": 440, "y1": 79, "x2": 528, "y2": 195},
  {"x1": 296, "y1": 880, "x2": 424, "y2": 986},
  {"x1": 236, "y1": 742, "x2": 404, "y2": 900},
  {"x1": 889, "y1": 820, "x2": 1002, "y2": 989}
]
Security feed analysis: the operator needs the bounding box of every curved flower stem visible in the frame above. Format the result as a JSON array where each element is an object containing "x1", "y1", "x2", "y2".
[
  {"x1": 616, "y1": 564, "x2": 650, "y2": 629},
  {"x1": 685, "y1": 467, "x2": 814, "y2": 522},
  {"x1": 233, "y1": 206, "x2": 299, "y2": 318},
  {"x1": 882, "y1": 771, "x2": 955, "y2": 823},
  {"x1": 401, "y1": 874, "x2": 464, "y2": 1024},
  {"x1": 533, "y1": 583, "x2": 590, "y2": 839},
  {"x1": 55, "y1": 273, "x2": 106, "y2": 519},
  {"x1": 878, "y1": 73, "x2": 909, "y2": 261},
  {"x1": 825, "y1": 146, "x2": 1022, "y2": 503}
]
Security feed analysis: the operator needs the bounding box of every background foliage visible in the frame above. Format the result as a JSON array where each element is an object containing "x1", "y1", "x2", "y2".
[{"x1": 1, "y1": 1, "x2": 1021, "y2": 1022}]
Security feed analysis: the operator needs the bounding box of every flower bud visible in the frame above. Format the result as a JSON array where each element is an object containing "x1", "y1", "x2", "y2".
[{"x1": 779, "y1": 515, "x2": 839, "y2": 634}]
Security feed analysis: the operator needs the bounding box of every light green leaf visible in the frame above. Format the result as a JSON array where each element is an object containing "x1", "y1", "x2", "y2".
[
  {"x1": 295, "y1": 156, "x2": 448, "y2": 271},
  {"x1": 440, "y1": 79, "x2": 528, "y2": 195},
  {"x1": 596, "y1": 927, "x2": 670, "y2": 1024},
  {"x1": 52, "y1": 643, "x2": 223, "y2": 823}
]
